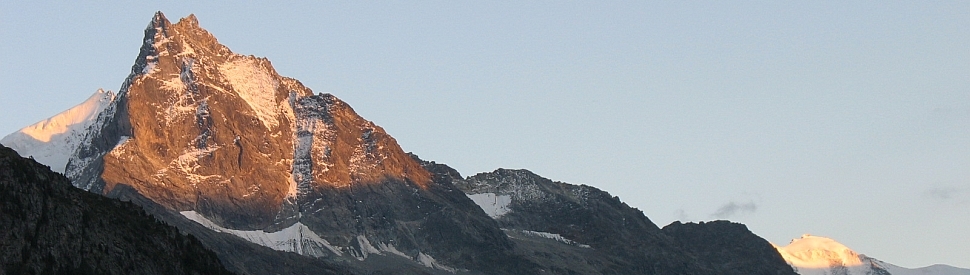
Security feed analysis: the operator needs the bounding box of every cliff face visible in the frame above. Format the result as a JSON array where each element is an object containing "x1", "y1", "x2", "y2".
[
  {"x1": 84, "y1": 12, "x2": 429, "y2": 230},
  {"x1": 0, "y1": 145, "x2": 231, "y2": 275}
]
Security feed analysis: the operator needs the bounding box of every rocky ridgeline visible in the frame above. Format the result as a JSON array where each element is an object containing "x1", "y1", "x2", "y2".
[{"x1": 422, "y1": 157, "x2": 798, "y2": 275}]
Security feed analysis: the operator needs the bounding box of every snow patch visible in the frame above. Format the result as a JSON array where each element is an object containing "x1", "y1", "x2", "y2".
[
  {"x1": 375, "y1": 242, "x2": 409, "y2": 258},
  {"x1": 108, "y1": 136, "x2": 132, "y2": 158},
  {"x1": 173, "y1": 146, "x2": 221, "y2": 181},
  {"x1": 219, "y1": 58, "x2": 280, "y2": 128},
  {"x1": 417, "y1": 252, "x2": 457, "y2": 273},
  {"x1": 347, "y1": 235, "x2": 456, "y2": 273},
  {"x1": 142, "y1": 60, "x2": 157, "y2": 74},
  {"x1": 518, "y1": 230, "x2": 591, "y2": 248},
  {"x1": 466, "y1": 193, "x2": 511, "y2": 218},
  {"x1": 290, "y1": 94, "x2": 338, "y2": 190},
  {"x1": 180, "y1": 211, "x2": 341, "y2": 257},
  {"x1": 353, "y1": 235, "x2": 382, "y2": 259},
  {"x1": 115, "y1": 136, "x2": 130, "y2": 147},
  {"x1": 183, "y1": 210, "x2": 454, "y2": 272}
]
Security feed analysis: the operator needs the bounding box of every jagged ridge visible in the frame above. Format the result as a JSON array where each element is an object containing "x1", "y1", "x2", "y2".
[{"x1": 434, "y1": 159, "x2": 798, "y2": 275}]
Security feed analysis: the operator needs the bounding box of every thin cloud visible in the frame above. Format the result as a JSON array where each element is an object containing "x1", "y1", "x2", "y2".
[
  {"x1": 675, "y1": 209, "x2": 691, "y2": 221},
  {"x1": 925, "y1": 186, "x2": 962, "y2": 201},
  {"x1": 711, "y1": 201, "x2": 757, "y2": 219}
]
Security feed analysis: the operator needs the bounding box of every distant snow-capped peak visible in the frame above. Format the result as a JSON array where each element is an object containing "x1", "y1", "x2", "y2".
[
  {"x1": 774, "y1": 234, "x2": 863, "y2": 269},
  {"x1": 1, "y1": 89, "x2": 115, "y2": 173},
  {"x1": 774, "y1": 234, "x2": 970, "y2": 275}
]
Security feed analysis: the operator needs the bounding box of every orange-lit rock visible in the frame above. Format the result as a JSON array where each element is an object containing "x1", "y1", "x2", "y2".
[{"x1": 95, "y1": 13, "x2": 428, "y2": 229}]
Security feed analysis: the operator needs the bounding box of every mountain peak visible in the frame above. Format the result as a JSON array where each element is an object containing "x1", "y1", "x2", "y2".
[
  {"x1": 774, "y1": 234, "x2": 862, "y2": 268},
  {"x1": 151, "y1": 11, "x2": 169, "y2": 28},
  {"x1": 0, "y1": 89, "x2": 116, "y2": 173},
  {"x1": 773, "y1": 235, "x2": 970, "y2": 275},
  {"x1": 180, "y1": 13, "x2": 200, "y2": 26},
  {"x1": 130, "y1": 11, "x2": 230, "y2": 79},
  {"x1": 69, "y1": 12, "x2": 433, "y2": 229}
]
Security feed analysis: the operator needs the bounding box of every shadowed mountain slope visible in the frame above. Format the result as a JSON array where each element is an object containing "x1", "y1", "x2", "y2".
[{"x1": 0, "y1": 145, "x2": 232, "y2": 275}]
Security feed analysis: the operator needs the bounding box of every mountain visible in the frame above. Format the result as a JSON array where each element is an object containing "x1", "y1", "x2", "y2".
[
  {"x1": 774, "y1": 234, "x2": 970, "y2": 275},
  {"x1": 0, "y1": 145, "x2": 231, "y2": 275},
  {"x1": 27, "y1": 11, "x2": 532, "y2": 274},
  {"x1": 1, "y1": 89, "x2": 115, "y2": 174},
  {"x1": 2, "y1": 11, "x2": 802, "y2": 274}
]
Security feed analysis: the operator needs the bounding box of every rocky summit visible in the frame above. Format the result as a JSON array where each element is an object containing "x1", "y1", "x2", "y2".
[
  {"x1": 72, "y1": 12, "x2": 431, "y2": 229},
  {"x1": 2, "y1": 12, "x2": 803, "y2": 274}
]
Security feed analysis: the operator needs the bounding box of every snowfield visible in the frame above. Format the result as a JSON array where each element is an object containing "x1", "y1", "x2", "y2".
[{"x1": 1, "y1": 89, "x2": 115, "y2": 173}]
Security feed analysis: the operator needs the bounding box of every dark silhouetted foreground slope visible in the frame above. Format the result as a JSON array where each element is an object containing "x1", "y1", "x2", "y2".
[
  {"x1": 663, "y1": 221, "x2": 796, "y2": 275},
  {"x1": 0, "y1": 145, "x2": 231, "y2": 275}
]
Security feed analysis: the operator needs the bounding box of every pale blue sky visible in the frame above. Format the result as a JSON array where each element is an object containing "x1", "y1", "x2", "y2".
[{"x1": 2, "y1": 1, "x2": 968, "y2": 268}]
